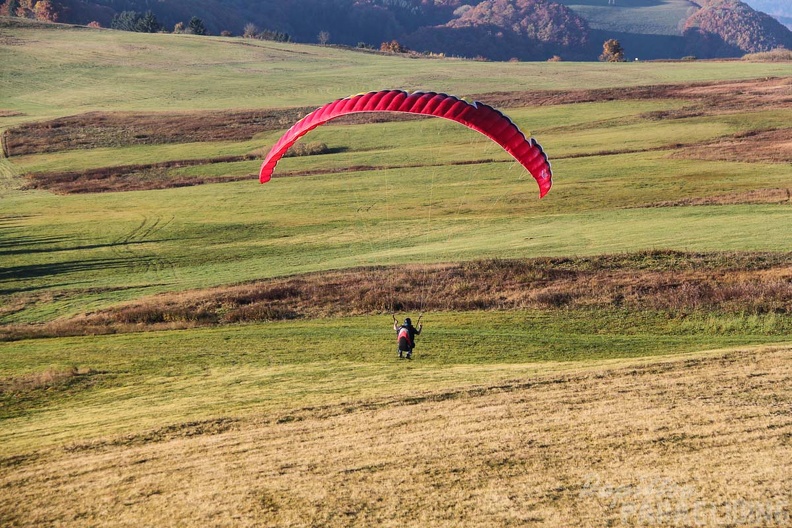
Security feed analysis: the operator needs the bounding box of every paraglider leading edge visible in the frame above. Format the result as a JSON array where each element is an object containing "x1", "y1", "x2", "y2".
[{"x1": 258, "y1": 90, "x2": 553, "y2": 198}]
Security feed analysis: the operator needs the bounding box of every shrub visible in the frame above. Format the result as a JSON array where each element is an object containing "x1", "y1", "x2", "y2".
[
  {"x1": 284, "y1": 141, "x2": 330, "y2": 157},
  {"x1": 743, "y1": 47, "x2": 792, "y2": 61},
  {"x1": 600, "y1": 39, "x2": 625, "y2": 62},
  {"x1": 243, "y1": 23, "x2": 258, "y2": 38},
  {"x1": 380, "y1": 40, "x2": 408, "y2": 53}
]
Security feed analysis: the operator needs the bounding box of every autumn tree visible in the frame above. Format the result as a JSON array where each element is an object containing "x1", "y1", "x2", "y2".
[
  {"x1": 14, "y1": 0, "x2": 34, "y2": 18},
  {"x1": 4, "y1": 0, "x2": 59, "y2": 21},
  {"x1": 33, "y1": 0, "x2": 56, "y2": 21},
  {"x1": 380, "y1": 39, "x2": 408, "y2": 53},
  {"x1": 0, "y1": 0, "x2": 20, "y2": 17},
  {"x1": 599, "y1": 39, "x2": 625, "y2": 62}
]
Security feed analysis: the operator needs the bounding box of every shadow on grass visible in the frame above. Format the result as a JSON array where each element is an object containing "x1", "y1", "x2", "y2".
[
  {"x1": 0, "y1": 257, "x2": 152, "y2": 286},
  {"x1": 0, "y1": 237, "x2": 175, "y2": 257}
]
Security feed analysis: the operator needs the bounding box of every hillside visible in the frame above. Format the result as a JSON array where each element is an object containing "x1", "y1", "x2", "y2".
[
  {"x1": 744, "y1": 0, "x2": 792, "y2": 28},
  {"x1": 3, "y1": 0, "x2": 792, "y2": 59},
  {"x1": 685, "y1": 0, "x2": 792, "y2": 54}
]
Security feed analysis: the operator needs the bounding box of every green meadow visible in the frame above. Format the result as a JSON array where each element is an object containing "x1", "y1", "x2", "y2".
[
  {"x1": 3, "y1": 310, "x2": 790, "y2": 456},
  {"x1": 1, "y1": 18, "x2": 791, "y2": 482}
]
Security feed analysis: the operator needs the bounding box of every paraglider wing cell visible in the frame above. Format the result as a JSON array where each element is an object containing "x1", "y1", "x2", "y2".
[{"x1": 259, "y1": 90, "x2": 552, "y2": 198}]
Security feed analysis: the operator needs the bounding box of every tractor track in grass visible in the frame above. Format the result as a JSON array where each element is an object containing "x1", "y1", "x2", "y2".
[{"x1": 109, "y1": 215, "x2": 178, "y2": 281}]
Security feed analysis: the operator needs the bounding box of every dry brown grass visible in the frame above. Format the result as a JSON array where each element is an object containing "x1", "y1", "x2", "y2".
[
  {"x1": 473, "y1": 76, "x2": 792, "y2": 113},
  {"x1": 2, "y1": 108, "x2": 311, "y2": 156},
  {"x1": 3, "y1": 251, "x2": 789, "y2": 341},
  {"x1": 671, "y1": 129, "x2": 792, "y2": 164},
  {"x1": 21, "y1": 154, "x2": 258, "y2": 194},
  {"x1": 743, "y1": 49, "x2": 792, "y2": 62},
  {"x1": 3, "y1": 109, "x2": 425, "y2": 157},
  {"x1": 1, "y1": 346, "x2": 790, "y2": 526},
  {"x1": 480, "y1": 77, "x2": 792, "y2": 165},
  {"x1": 0, "y1": 366, "x2": 90, "y2": 394},
  {"x1": 640, "y1": 187, "x2": 792, "y2": 207}
]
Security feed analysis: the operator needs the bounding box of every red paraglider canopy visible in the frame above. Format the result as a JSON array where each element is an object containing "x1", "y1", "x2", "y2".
[{"x1": 259, "y1": 90, "x2": 553, "y2": 198}]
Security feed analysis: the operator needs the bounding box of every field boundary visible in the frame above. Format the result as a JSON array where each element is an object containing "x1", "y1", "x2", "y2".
[{"x1": 3, "y1": 251, "x2": 789, "y2": 340}]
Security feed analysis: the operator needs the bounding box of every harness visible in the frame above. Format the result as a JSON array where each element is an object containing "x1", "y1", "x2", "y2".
[{"x1": 397, "y1": 326, "x2": 413, "y2": 347}]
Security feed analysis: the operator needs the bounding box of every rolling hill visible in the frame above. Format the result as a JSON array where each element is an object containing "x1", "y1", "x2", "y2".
[{"x1": 4, "y1": 0, "x2": 792, "y2": 59}]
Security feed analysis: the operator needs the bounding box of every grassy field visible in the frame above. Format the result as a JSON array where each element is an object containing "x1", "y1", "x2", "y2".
[
  {"x1": 2, "y1": 345, "x2": 790, "y2": 526},
  {"x1": 556, "y1": 0, "x2": 694, "y2": 35},
  {"x1": 2, "y1": 18, "x2": 792, "y2": 119},
  {"x1": 1, "y1": 18, "x2": 791, "y2": 526}
]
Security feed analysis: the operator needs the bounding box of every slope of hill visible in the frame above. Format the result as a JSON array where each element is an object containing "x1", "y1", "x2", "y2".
[
  {"x1": 405, "y1": 0, "x2": 592, "y2": 60},
  {"x1": 743, "y1": 0, "x2": 792, "y2": 28},
  {"x1": 685, "y1": 0, "x2": 792, "y2": 53},
  {"x1": 3, "y1": 0, "x2": 792, "y2": 59},
  {"x1": 556, "y1": 0, "x2": 696, "y2": 36},
  {"x1": 555, "y1": 0, "x2": 792, "y2": 59}
]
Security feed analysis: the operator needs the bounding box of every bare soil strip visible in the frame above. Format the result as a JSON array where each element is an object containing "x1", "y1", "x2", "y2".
[
  {"x1": 21, "y1": 158, "x2": 497, "y2": 194},
  {"x1": 1, "y1": 109, "x2": 424, "y2": 157},
  {"x1": 2, "y1": 346, "x2": 789, "y2": 526},
  {"x1": 470, "y1": 76, "x2": 792, "y2": 112},
  {"x1": 3, "y1": 251, "x2": 789, "y2": 340},
  {"x1": 2, "y1": 108, "x2": 313, "y2": 156},
  {"x1": 21, "y1": 154, "x2": 258, "y2": 194}
]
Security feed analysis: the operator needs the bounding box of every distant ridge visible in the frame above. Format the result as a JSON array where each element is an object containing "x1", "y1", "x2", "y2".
[{"x1": 3, "y1": 0, "x2": 791, "y2": 60}]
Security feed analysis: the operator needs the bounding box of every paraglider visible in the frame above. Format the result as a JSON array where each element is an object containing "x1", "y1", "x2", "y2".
[
  {"x1": 259, "y1": 90, "x2": 553, "y2": 197},
  {"x1": 394, "y1": 314, "x2": 422, "y2": 360}
]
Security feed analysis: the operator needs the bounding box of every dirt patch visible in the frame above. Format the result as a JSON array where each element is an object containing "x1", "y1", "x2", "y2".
[
  {"x1": 3, "y1": 109, "x2": 425, "y2": 157},
  {"x1": 476, "y1": 78, "x2": 792, "y2": 166},
  {"x1": 21, "y1": 154, "x2": 259, "y2": 194},
  {"x1": 0, "y1": 366, "x2": 91, "y2": 394},
  {"x1": 0, "y1": 366, "x2": 105, "y2": 420},
  {"x1": 22, "y1": 157, "x2": 497, "y2": 194},
  {"x1": 671, "y1": 127, "x2": 792, "y2": 163},
  {"x1": 471, "y1": 76, "x2": 792, "y2": 113},
  {"x1": 2, "y1": 108, "x2": 313, "y2": 157},
  {"x1": 3, "y1": 251, "x2": 789, "y2": 341}
]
